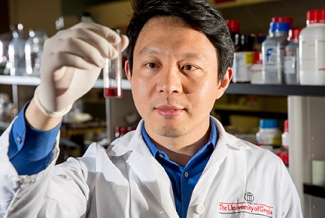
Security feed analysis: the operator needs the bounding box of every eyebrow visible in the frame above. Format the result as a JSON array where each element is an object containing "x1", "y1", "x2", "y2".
[
  {"x1": 139, "y1": 47, "x2": 164, "y2": 56},
  {"x1": 139, "y1": 47, "x2": 207, "y2": 61}
]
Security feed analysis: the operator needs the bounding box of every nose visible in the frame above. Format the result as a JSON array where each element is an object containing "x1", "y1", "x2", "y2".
[{"x1": 157, "y1": 65, "x2": 182, "y2": 94}]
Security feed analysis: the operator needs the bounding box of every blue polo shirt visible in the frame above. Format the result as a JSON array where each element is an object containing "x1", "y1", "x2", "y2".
[
  {"x1": 141, "y1": 118, "x2": 217, "y2": 218},
  {"x1": 8, "y1": 103, "x2": 61, "y2": 175}
]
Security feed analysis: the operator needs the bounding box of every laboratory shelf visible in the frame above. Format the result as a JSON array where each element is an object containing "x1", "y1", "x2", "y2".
[
  {"x1": 0, "y1": 75, "x2": 131, "y2": 89},
  {"x1": 225, "y1": 83, "x2": 325, "y2": 96},
  {"x1": 0, "y1": 75, "x2": 41, "y2": 86},
  {"x1": 303, "y1": 183, "x2": 325, "y2": 199},
  {"x1": 0, "y1": 121, "x2": 10, "y2": 131},
  {"x1": 2, "y1": 76, "x2": 325, "y2": 96}
]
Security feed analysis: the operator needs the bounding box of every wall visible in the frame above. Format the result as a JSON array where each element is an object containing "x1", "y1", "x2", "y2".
[
  {"x1": 85, "y1": 1, "x2": 132, "y2": 31},
  {"x1": 61, "y1": 0, "x2": 118, "y2": 17},
  {"x1": 8, "y1": 0, "x2": 62, "y2": 37}
]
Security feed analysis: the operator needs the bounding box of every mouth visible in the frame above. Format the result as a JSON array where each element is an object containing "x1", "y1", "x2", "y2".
[{"x1": 155, "y1": 105, "x2": 184, "y2": 118}]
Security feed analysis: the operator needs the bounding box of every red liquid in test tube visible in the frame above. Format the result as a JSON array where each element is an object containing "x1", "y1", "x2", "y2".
[
  {"x1": 103, "y1": 28, "x2": 123, "y2": 98},
  {"x1": 104, "y1": 87, "x2": 119, "y2": 97}
]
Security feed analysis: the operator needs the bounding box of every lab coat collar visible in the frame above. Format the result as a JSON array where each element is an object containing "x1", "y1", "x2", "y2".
[
  {"x1": 106, "y1": 120, "x2": 145, "y2": 157},
  {"x1": 107, "y1": 117, "x2": 250, "y2": 157},
  {"x1": 106, "y1": 117, "x2": 250, "y2": 216}
]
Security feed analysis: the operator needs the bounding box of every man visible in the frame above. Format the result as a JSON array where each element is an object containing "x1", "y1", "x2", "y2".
[{"x1": 0, "y1": 0, "x2": 303, "y2": 217}]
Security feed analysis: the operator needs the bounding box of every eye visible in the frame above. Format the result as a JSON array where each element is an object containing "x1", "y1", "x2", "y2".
[
  {"x1": 181, "y1": 64, "x2": 197, "y2": 71},
  {"x1": 145, "y1": 62, "x2": 158, "y2": 69}
]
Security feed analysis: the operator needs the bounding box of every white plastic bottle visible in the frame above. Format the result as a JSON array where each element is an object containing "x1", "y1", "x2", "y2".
[
  {"x1": 262, "y1": 22, "x2": 290, "y2": 84},
  {"x1": 256, "y1": 119, "x2": 282, "y2": 153},
  {"x1": 299, "y1": 9, "x2": 325, "y2": 85}
]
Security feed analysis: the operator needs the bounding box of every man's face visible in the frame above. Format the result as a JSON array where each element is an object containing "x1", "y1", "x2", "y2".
[{"x1": 125, "y1": 16, "x2": 231, "y2": 145}]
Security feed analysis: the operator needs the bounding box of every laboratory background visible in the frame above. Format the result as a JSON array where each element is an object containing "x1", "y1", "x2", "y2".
[{"x1": 0, "y1": 0, "x2": 325, "y2": 217}]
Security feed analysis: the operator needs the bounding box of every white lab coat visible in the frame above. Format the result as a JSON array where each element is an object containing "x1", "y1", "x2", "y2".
[{"x1": 0, "y1": 117, "x2": 303, "y2": 218}]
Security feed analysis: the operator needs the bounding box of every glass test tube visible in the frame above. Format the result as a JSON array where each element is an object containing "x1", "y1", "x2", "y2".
[{"x1": 103, "y1": 28, "x2": 123, "y2": 98}]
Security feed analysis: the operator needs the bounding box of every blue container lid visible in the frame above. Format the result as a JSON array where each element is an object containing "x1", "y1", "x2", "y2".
[
  {"x1": 259, "y1": 119, "x2": 279, "y2": 128},
  {"x1": 270, "y1": 22, "x2": 290, "y2": 33}
]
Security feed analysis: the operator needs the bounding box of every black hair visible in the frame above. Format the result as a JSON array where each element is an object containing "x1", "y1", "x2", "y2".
[{"x1": 125, "y1": 0, "x2": 234, "y2": 81}]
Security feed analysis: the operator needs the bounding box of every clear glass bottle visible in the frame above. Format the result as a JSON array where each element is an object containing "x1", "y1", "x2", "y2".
[
  {"x1": 0, "y1": 30, "x2": 13, "y2": 75},
  {"x1": 8, "y1": 24, "x2": 28, "y2": 76},
  {"x1": 7, "y1": 24, "x2": 28, "y2": 76},
  {"x1": 25, "y1": 30, "x2": 48, "y2": 77}
]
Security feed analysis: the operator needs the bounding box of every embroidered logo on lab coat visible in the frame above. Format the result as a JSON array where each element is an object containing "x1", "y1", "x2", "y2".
[
  {"x1": 219, "y1": 192, "x2": 273, "y2": 217},
  {"x1": 244, "y1": 192, "x2": 254, "y2": 203}
]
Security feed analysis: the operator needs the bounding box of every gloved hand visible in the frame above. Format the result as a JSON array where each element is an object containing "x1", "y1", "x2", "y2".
[{"x1": 35, "y1": 21, "x2": 129, "y2": 117}]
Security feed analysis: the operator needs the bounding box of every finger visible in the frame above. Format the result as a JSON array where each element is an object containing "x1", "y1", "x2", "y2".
[
  {"x1": 120, "y1": 35, "x2": 129, "y2": 52},
  {"x1": 44, "y1": 52, "x2": 101, "y2": 75},
  {"x1": 65, "y1": 38, "x2": 106, "y2": 67},
  {"x1": 54, "y1": 26, "x2": 121, "y2": 59},
  {"x1": 69, "y1": 21, "x2": 121, "y2": 45}
]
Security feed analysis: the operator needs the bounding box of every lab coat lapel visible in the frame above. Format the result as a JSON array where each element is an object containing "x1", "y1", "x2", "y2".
[
  {"x1": 190, "y1": 118, "x2": 247, "y2": 206},
  {"x1": 126, "y1": 135, "x2": 178, "y2": 217},
  {"x1": 189, "y1": 125, "x2": 231, "y2": 204}
]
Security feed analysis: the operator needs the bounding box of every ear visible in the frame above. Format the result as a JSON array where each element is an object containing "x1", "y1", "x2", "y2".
[
  {"x1": 125, "y1": 60, "x2": 132, "y2": 82},
  {"x1": 215, "y1": 67, "x2": 233, "y2": 100}
]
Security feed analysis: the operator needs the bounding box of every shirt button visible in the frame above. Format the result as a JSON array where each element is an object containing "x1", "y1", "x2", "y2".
[
  {"x1": 16, "y1": 136, "x2": 22, "y2": 143},
  {"x1": 184, "y1": 171, "x2": 189, "y2": 177},
  {"x1": 195, "y1": 204, "x2": 205, "y2": 215},
  {"x1": 159, "y1": 153, "x2": 164, "y2": 158}
]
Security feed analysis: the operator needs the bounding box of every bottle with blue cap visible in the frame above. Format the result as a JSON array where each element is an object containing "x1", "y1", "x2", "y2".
[
  {"x1": 262, "y1": 22, "x2": 290, "y2": 84},
  {"x1": 256, "y1": 119, "x2": 282, "y2": 153}
]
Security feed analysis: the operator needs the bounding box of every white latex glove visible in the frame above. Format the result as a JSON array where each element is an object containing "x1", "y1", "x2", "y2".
[{"x1": 35, "y1": 21, "x2": 129, "y2": 117}]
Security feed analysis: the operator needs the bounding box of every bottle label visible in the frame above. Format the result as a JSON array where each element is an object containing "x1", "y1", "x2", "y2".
[
  {"x1": 264, "y1": 46, "x2": 277, "y2": 71},
  {"x1": 284, "y1": 52, "x2": 296, "y2": 74},
  {"x1": 233, "y1": 51, "x2": 254, "y2": 82},
  {"x1": 300, "y1": 39, "x2": 325, "y2": 73},
  {"x1": 258, "y1": 135, "x2": 281, "y2": 146},
  {"x1": 250, "y1": 64, "x2": 263, "y2": 84}
]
